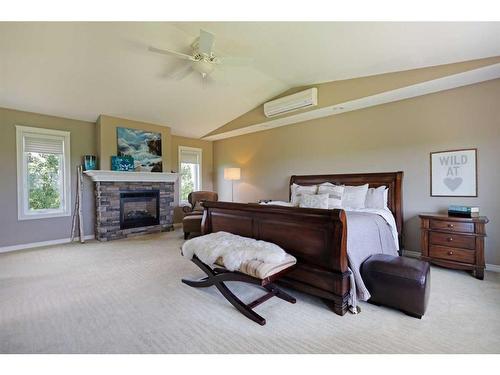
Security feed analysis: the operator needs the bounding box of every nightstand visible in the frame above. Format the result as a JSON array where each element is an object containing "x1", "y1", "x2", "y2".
[{"x1": 419, "y1": 213, "x2": 489, "y2": 279}]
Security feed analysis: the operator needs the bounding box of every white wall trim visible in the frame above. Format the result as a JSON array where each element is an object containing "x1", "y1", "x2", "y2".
[
  {"x1": 83, "y1": 170, "x2": 178, "y2": 182},
  {"x1": 402, "y1": 250, "x2": 421, "y2": 258},
  {"x1": 403, "y1": 250, "x2": 500, "y2": 273},
  {"x1": 16, "y1": 125, "x2": 72, "y2": 220},
  {"x1": 0, "y1": 234, "x2": 95, "y2": 254},
  {"x1": 486, "y1": 263, "x2": 500, "y2": 273},
  {"x1": 178, "y1": 145, "x2": 203, "y2": 203}
]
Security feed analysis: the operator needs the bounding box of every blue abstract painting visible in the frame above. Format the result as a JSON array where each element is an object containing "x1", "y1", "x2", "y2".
[{"x1": 117, "y1": 127, "x2": 162, "y2": 172}]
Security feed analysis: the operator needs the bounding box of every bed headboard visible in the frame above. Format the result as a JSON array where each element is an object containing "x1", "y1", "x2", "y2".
[{"x1": 290, "y1": 171, "x2": 404, "y2": 245}]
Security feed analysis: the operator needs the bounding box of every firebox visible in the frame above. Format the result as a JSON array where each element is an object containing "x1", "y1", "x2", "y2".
[{"x1": 119, "y1": 190, "x2": 160, "y2": 230}]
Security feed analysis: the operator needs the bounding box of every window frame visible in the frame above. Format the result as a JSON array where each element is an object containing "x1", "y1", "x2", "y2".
[
  {"x1": 178, "y1": 146, "x2": 203, "y2": 205},
  {"x1": 16, "y1": 125, "x2": 72, "y2": 220}
]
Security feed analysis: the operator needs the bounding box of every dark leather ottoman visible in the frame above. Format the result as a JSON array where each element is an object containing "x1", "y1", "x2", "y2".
[{"x1": 361, "y1": 254, "x2": 430, "y2": 319}]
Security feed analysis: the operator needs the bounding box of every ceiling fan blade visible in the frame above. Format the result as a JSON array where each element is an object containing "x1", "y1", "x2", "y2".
[
  {"x1": 148, "y1": 46, "x2": 195, "y2": 61},
  {"x1": 198, "y1": 29, "x2": 215, "y2": 55},
  {"x1": 219, "y1": 56, "x2": 254, "y2": 66},
  {"x1": 169, "y1": 65, "x2": 194, "y2": 80}
]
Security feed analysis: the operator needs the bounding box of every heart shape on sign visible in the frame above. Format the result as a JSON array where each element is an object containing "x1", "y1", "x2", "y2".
[{"x1": 444, "y1": 177, "x2": 463, "y2": 191}]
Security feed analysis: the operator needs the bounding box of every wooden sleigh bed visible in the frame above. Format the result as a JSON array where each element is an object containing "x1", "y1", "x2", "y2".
[{"x1": 200, "y1": 171, "x2": 403, "y2": 316}]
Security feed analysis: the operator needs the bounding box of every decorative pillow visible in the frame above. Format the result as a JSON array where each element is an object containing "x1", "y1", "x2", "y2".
[
  {"x1": 299, "y1": 193, "x2": 329, "y2": 209},
  {"x1": 291, "y1": 183, "x2": 318, "y2": 206},
  {"x1": 365, "y1": 186, "x2": 387, "y2": 209},
  {"x1": 342, "y1": 184, "x2": 369, "y2": 209},
  {"x1": 318, "y1": 182, "x2": 344, "y2": 209}
]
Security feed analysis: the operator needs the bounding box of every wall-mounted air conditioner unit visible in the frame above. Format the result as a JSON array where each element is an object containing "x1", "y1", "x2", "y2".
[{"x1": 263, "y1": 88, "x2": 318, "y2": 118}]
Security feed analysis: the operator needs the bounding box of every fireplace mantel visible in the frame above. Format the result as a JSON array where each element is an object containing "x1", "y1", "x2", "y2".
[{"x1": 84, "y1": 170, "x2": 178, "y2": 183}]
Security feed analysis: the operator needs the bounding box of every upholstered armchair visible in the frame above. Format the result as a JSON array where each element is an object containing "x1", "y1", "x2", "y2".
[{"x1": 182, "y1": 191, "x2": 218, "y2": 239}]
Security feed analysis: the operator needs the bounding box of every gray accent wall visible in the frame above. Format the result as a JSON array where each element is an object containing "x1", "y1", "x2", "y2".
[{"x1": 0, "y1": 107, "x2": 96, "y2": 247}]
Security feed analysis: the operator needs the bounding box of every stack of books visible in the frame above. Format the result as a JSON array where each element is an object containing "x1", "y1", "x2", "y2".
[{"x1": 448, "y1": 205, "x2": 480, "y2": 218}]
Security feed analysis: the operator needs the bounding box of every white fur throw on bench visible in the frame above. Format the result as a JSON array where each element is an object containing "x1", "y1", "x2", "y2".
[{"x1": 181, "y1": 231, "x2": 287, "y2": 271}]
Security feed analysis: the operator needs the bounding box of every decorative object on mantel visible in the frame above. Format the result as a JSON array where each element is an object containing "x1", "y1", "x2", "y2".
[
  {"x1": 70, "y1": 165, "x2": 84, "y2": 243},
  {"x1": 117, "y1": 127, "x2": 162, "y2": 172},
  {"x1": 430, "y1": 148, "x2": 477, "y2": 197},
  {"x1": 111, "y1": 155, "x2": 134, "y2": 171},
  {"x1": 83, "y1": 155, "x2": 97, "y2": 171},
  {"x1": 224, "y1": 167, "x2": 241, "y2": 202}
]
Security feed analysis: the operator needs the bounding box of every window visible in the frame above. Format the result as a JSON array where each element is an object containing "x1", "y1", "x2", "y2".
[
  {"x1": 16, "y1": 126, "x2": 71, "y2": 220},
  {"x1": 178, "y1": 146, "x2": 202, "y2": 203}
]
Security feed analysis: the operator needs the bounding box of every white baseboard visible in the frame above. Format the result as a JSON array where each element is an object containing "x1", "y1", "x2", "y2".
[
  {"x1": 486, "y1": 263, "x2": 500, "y2": 273},
  {"x1": 403, "y1": 250, "x2": 421, "y2": 258},
  {"x1": 402, "y1": 250, "x2": 500, "y2": 273},
  {"x1": 0, "y1": 234, "x2": 95, "y2": 254}
]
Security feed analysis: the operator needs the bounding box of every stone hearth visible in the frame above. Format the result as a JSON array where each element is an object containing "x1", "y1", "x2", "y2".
[{"x1": 84, "y1": 171, "x2": 177, "y2": 241}]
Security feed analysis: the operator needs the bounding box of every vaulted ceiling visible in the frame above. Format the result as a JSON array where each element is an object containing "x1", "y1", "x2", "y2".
[{"x1": 1, "y1": 22, "x2": 499, "y2": 138}]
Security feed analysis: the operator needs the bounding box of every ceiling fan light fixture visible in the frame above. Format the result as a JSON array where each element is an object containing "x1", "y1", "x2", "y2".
[{"x1": 192, "y1": 60, "x2": 215, "y2": 77}]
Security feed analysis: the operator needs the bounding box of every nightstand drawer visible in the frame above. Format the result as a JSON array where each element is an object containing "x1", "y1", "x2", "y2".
[
  {"x1": 429, "y1": 232, "x2": 475, "y2": 250},
  {"x1": 430, "y1": 220, "x2": 474, "y2": 233},
  {"x1": 429, "y1": 245, "x2": 475, "y2": 264}
]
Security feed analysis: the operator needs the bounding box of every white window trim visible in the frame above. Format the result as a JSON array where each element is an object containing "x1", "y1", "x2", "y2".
[
  {"x1": 178, "y1": 146, "x2": 202, "y2": 204},
  {"x1": 16, "y1": 125, "x2": 72, "y2": 220}
]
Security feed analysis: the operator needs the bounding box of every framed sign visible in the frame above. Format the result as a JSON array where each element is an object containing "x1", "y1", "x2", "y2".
[{"x1": 430, "y1": 148, "x2": 477, "y2": 197}]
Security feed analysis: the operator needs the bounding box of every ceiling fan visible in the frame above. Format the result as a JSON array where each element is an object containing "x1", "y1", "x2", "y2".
[{"x1": 148, "y1": 29, "x2": 253, "y2": 81}]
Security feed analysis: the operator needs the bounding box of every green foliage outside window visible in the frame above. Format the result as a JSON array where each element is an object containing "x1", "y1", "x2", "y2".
[
  {"x1": 180, "y1": 163, "x2": 195, "y2": 202},
  {"x1": 27, "y1": 152, "x2": 62, "y2": 210}
]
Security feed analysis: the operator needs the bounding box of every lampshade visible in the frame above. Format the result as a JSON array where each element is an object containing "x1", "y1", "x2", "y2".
[{"x1": 224, "y1": 167, "x2": 241, "y2": 181}]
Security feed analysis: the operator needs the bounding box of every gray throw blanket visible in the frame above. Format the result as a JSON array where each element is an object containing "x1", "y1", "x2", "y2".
[{"x1": 345, "y1": 212, "x2": 398, "y2": 312}]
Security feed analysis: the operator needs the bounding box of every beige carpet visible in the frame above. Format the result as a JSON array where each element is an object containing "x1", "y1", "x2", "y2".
[{"x1": 0, "y1": 228, "x2": 499, "y2": 354}]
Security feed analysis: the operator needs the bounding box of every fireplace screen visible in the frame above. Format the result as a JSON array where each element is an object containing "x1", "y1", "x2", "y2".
[{"x1": 120, "y1": 190, "x2": 160, "y2": 229}]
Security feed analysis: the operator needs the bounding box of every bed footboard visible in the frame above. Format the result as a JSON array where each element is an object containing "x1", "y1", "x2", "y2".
[{"x1": 201, "y1": 201, "x2": 350, "y2": 315}]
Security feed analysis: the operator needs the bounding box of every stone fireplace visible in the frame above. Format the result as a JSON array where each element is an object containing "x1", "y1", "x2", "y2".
[{"x1": 84, "y1": 171, "x2": 177, "y2": 241}]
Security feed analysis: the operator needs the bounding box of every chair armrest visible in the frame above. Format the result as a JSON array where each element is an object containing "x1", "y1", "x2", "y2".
[{"x1": 182, "y1": 205, "x2": 193, "y2": 214}]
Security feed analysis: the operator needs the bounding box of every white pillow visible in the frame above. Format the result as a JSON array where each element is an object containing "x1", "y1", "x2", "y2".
[
  {"x1": 299, "y1": 193, "x2": 329, "y2": 209},
  {"x1": 342, "y1": 184, "x2": 369, "y2": 209},
  {"x1": 291, "y1": 183, "x2": 318, "y2": 206},
  {"x1": 365, "y1": 186, "x2": 387, "y2": 209},
  {"x1": 318, "y1": 182, "x2": 344, "y2": 209}
]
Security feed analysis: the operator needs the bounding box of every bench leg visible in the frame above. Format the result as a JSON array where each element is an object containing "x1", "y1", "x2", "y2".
[
  {"x1": 265, "y1": 284, "x2": 296, "y2": 304},
  {"x1": 182, "y1": 256, "x2": 295, "y2": 326},
  {"x1": 214, "y1": 279, "x2": 266, "y2": 325}
]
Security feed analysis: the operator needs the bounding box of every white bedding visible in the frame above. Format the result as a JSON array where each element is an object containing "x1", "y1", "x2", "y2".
[
  {"x1": 259, "y1": 201, "x2": 399, "y2": 249},
  {"x1": 344, "y1": 208, "x2": 399, "y2": 250}
]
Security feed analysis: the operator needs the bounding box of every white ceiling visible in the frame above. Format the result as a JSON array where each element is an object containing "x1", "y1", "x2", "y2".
[{"x1": 1, "y1": 22, "x2": 499, "y2": 138}]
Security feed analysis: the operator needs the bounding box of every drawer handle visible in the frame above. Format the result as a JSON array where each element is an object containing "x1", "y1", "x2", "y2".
[
  {"x1": 447, "y1": 224, "x2": 454, "y2": 228},
  {"x1": 447, "y1": 237, "x2": 453, "y2": 242},
  {"x1": 448, "y1": 251, "x2": 454, "y2": 256}
]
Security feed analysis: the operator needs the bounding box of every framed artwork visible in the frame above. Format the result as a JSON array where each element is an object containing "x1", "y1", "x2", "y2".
[
  {"x1": 117, "y1": 127, "x2": 162, "y2": 172},
  {"x1": 83, "y1": 155, "x2": 97, "y2": 171},
  {"x1": 111, "y1": 156, "x2": 134, "y2": 171},
  {"x1": 430, "y1": 148, "x2": 477, "y2": 197}
]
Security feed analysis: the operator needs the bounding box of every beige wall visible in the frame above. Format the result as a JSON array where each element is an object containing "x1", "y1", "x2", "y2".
[
  {"x1": 0, "y1": 107, "x2": 96, "y2": 247},
  {"x1": 213, "y1": 79, "x2": 500, "y2": 265},
  {"x1": 171, "y1": 135, "x2": 214, "y2": 222},
  {"x1": 206, "y1": 56, "x2": 500, "y2": 137},
  {"x1": 97, "y1": 115, "x2": 173, "y2": 171}
]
